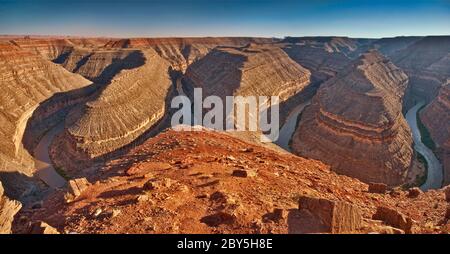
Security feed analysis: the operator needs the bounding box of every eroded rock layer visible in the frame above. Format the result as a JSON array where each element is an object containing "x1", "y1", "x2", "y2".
[
  {"x1": 292, "y1": 50, "x2": 413, "y2": 186},
  {"x1": 0, "y1": 181, "x2": 22, "y2": 234},
  {"x1": 391, "y1": 36, "x2": 450, "y2": 107},
  {"x1": 104, "y1": 37, "x2": 277, "y2": 71},
  {"x1": 53, "y1": 49, "x2": 173, "y2": 167},
  {"x1": 182, "y1": 43, "x2": 311, "y2": 126},
  {"x1": 60, "y1": 48, "x2": 145, "y2": 83},
  {"x1": 420, "y1": 81, "x2": 450, "y2": 184},
  {"x1": 279, "y1": 37, "x2": 373, "y2": 82},
  {"x1": 0, "y1": 41, "x2": 92, "y2": 175}
]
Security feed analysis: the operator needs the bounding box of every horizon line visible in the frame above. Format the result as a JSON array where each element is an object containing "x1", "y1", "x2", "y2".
[{"x1": 1, "y1": 34, "x2": 450, "y2": 40}]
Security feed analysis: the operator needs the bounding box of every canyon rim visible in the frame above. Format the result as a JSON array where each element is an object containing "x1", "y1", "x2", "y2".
[{"x1": 0, "y1": 1, "x2": 449, "y2": 247}]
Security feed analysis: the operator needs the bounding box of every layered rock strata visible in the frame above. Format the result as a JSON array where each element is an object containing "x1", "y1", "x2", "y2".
[
  {"x1": 182, "y1": 43, "x2": 311, "y2": 127},
  {"x1": 104, "y1": 37, "x2": 277, "y2": 72},
  {"x1": 391, "y1": 36, "x2": 450, "y2": 107},
  {"x1": 0, "y1": 181, "x2": 22, "y2": 234},
  {"x1": 53, "y1": 49, "x2": 173, "y2": 168},
  {"x1": 0, "y1": 41, "x2": 92, "y2": 175},
  {"x1": 279, "y1": 37, "x2": 373, "y2": 82},
  {"x1": 60, "y1": 48, "x2": 145, "y2": 83},
  {"x1": 420, "y1": 81, "x2": 450, "y2": 184},
  {"x1": 292, "y1": 50, "x2": 413, "y2": 186}
]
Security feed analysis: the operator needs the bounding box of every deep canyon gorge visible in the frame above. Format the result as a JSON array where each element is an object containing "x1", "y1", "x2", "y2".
[{"x1": 0, "y1": 35, "x2": 449, "y2": 234}]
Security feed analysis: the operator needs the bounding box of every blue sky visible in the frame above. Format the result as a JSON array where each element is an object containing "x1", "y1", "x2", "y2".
[{"x1": 0, "y1": 0, "x2": 448, "y2": 38}]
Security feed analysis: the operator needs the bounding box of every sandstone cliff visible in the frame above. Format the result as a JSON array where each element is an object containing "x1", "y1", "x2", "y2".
[
  {"x1": 182, "y1": 43, "x2": 311, "y2": 127},
  {"x1": 0, "y1": 181, "x2": 22, "y2": 234},
  {"x1": 370, "y1": 36, "x2": 422, "y2": 57},
  {"x1": 279, "y1": 37, "x2": 373, "y2": 82},
  {"x1": 104, "y1": 37, "x2": 277, "y2": 72},
  {"x1": 11, "y1": 38, "x2": 74, "y2": 60},
  {"x1": 60, "y1": 48, "x2": 145, "y2": 83},
  {"x1": 0, "y1": 41, "x2": 92, "y2": 176},
  {"x1": 10, "y1": 37, "x2": 110, "y2": 61},
  {"x1": 391, "y1": 36, "x2": 450, "y2": 107},
  {"x1": 420, "y1": 81, "x2": 450, "y2": 184},
  {"x1": 52, "y1": 49, "x2": 174, "y2": 170},
  {"x1": 291, "y1": 50, "x2": 413, "y2": 186}
]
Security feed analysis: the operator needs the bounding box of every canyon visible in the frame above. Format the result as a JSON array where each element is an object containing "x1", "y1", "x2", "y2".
[
  {"x1": 0, "y1": 35, "x2": 448, "y2": 234},
  {"x1": 420, "y1": 81, "x2": 450, "y2": 185},
  {"x1": 291, "y1": 50, "x2": 413, "y2": 186},
  {"x1": 0, "y1": 40, "x2": 93, "y2": 198},
  {"x1": 182, "y1": 43, "x2": 312, "y2": 127}
]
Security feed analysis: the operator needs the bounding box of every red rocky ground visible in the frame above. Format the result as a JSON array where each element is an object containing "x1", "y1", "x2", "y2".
[{"x1": 15, "y1": 128, "x2": 450, "y2": 234}]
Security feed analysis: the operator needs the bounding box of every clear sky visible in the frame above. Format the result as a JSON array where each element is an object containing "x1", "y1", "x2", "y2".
[{"x1": 0, "y1": 0, "x2": 448, "y2": 38}]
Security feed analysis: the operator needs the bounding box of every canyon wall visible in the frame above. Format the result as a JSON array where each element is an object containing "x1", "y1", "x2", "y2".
[
  {"x1": 420, "y1": 81, "x2": 450, "y2": 184},
  {"x1": 0, "y1": 181, "x2": 21, "y2": 234},
  {"x1": 60, "y1": 48, "x2": 145, "y2": 83},
  {"x1": 0, "y1": 41, "x2": 92, "y2": 176},
  {"x1": 370, "y1": 36, "x2": 422, "y2": 57},
  {"x1": 291, "y1": 50, "x2": 413, "y2": 186},
  {"x1": 279, "y1": 37, "x2": 373, "y2": 82},
  {"x1": 52, "y1": 49, "x2": 174, "y2": 170},
  {"x1": 104, "y1": 37, "x2": 278, "y2": 72},
  {"x1": 391, "y1": 36, "x2": 450, "y2": 108},
  {"x1": 182, "y1": 43, "x2": 312, "y2": 127}
]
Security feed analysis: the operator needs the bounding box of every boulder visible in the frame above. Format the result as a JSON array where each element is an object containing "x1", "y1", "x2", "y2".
[
  {"x1": 143, "y1": 178, "x2": 173, "y2": 191},
  {"x1": 445, "y1": 186, "x2": 450, "y2": 202},
  {"x1": 298, "y1": 196, "x2": 363, "y2": 233},
  {"x1": 377, "y1": 226, "x2": 405, "y2": 234},
  {"x1": 368, "y1": 182, "x2": 388, "y2": 194},
  {"x1": 232, "y1": 169, "x2": 257, "y2": 178},
  {"x1": 65, "y1": 178, "x2": 90, "y2": 202},
  {"x1": 407, "y1": 187, "x2": 423, "y2": 198},
  {"x1": 30, "y1": 221, "x2": 60, "y2": 234},
  {"x1": 263, "y1": 208, "x2": 287, "y2": 222},
  {"x1": 372, "y1": 206, "x2": 414, "y2": 233}
]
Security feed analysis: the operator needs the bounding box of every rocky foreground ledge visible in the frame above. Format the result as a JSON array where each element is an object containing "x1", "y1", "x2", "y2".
[{"x1": 14, "y1": 128, "x2": 450, "y2": 234}]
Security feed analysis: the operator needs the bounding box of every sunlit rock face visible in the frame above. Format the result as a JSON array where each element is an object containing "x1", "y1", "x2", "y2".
[
  {"x1": 0, "y1": 41, "x2": 92, "y2": 176},
  {"x1": 53, "y1": 49, "x2": 173, "y2": 168},
  {"x1": 292, "y1": 50, "x2": 413, "y2": 186},
  {"x1": 0, "y1": 181, "x2": 22, "y2": 234},
  {"x1": 103, "y1": 37, "x2": 278, "y2": 72},
  {"x1": 182, "y1": 43, "x2": 312, "y2": 129}
]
